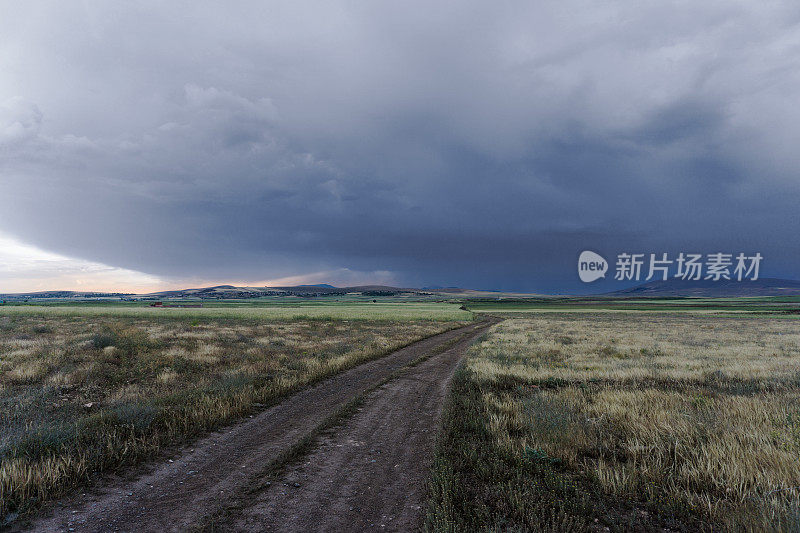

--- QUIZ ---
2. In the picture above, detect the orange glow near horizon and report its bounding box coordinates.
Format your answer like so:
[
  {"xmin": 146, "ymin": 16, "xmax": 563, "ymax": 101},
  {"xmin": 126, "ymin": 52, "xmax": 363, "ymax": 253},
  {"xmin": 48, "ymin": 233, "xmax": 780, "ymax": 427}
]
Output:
[{"xmin": 0, "ymin": 233, "xmax": 397, "ymax": 293}]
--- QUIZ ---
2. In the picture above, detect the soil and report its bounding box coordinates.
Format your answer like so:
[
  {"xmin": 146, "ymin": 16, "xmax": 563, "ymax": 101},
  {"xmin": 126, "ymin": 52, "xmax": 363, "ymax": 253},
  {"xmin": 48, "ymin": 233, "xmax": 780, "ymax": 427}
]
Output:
[{"xmin": 24, "ymin": 319, "xmax": 497, "ymax": 533}]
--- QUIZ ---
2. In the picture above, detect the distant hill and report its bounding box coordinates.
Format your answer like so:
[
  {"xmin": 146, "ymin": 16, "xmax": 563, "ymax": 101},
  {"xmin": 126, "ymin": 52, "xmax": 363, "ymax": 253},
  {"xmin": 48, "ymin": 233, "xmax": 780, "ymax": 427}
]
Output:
[
  {"xmin": 0, "ymin": 282, "xmax": 551, "ymax": 301},
  {"xmin": 136, "ymin": 284, "xmax": 434, "ymax": 299},
  {"xmin": 143, "ymin": 284, "xmax": 485, "ymax": 299},
  {"xmin": 0, "ymin": 284, "xmax": 495, "ymax": 300},
  {"xmin": 3, "ymin": 279, "xmax": 798, "ymax": 301},
  {"xmin": 0, "ymin": 290, "xmax": 133, "ymax": 299},
  {"xmin": 0, "ymin": 285, "xmax": 423, "ymax": 300},
  {"xmin": 606, "ymin": 278, "xmax": 800, "ymax": 297}
]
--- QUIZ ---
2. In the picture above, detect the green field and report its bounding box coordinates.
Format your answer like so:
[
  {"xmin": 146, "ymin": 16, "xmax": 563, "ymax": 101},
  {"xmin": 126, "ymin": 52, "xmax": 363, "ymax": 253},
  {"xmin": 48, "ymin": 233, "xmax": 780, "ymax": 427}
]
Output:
[
  {"xmin": 464, "ymin": 296, "xmax": 800, "ymax": 315},
  {"xmin": 0, "ymin": 302, "xmax": 472, "ymax": 322}
]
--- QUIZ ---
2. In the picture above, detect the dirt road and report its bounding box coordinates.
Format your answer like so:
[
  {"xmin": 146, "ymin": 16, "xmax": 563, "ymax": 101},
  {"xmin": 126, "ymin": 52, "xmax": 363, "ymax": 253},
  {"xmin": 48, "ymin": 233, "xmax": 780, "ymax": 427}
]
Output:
[{"xmin": 27, "ymin": 319, "xmax": 496, "ymax": 533}]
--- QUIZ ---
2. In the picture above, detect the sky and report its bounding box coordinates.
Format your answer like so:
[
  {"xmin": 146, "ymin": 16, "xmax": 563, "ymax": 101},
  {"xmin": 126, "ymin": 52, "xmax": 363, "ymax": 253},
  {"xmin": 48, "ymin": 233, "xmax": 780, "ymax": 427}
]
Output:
[{"xmin": 1, "ymin": 1, "xmax": 799, "ymax": 294}]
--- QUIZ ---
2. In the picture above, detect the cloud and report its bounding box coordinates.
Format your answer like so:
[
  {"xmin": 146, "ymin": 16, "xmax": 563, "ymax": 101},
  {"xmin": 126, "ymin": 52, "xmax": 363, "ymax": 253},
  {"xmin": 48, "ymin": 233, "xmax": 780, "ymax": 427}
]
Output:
[
  {"xmin": 0, "ymin": 1, "xmax": 798, "ymax": 292},
  {"xmin": 0, "ymin": 98, "xmax": 42, "ymax": 146},
  {"xmin": 0, "ymin": 232, "xmax": 164, "ymax": 293},
  {"xmin": 254, "ymin": 268, "xmax": 399, "ymax": 288}
]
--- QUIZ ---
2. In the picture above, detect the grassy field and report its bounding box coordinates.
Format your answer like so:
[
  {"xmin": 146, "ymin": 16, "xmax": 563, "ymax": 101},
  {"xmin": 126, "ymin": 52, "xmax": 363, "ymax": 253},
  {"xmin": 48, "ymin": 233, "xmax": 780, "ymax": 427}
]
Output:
[
  {"xmin": 427, "ymin": 314, "xmax": 800, "ymax": 532},
  {"xmin": 0, "ymin": 302, "xmax": 471, "ymax": 322},
  {"xmin": 465, "ymin": 296, "xmax": 800, "ymax": 315},
  {"xmin": 0, "ymin": 310, "xmax": 467, "ymax": 522}
]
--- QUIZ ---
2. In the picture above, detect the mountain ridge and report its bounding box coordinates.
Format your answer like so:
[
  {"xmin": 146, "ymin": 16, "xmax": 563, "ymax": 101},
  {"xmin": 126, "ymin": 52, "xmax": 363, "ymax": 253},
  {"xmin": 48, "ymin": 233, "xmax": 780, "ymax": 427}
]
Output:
[
  {"xmin": 603, "ymin": 277, "xmax": 800, "ymax": 297},
  {"xmin": 2, "ymin": 278, "xmax": 800, "ymax": 299}
]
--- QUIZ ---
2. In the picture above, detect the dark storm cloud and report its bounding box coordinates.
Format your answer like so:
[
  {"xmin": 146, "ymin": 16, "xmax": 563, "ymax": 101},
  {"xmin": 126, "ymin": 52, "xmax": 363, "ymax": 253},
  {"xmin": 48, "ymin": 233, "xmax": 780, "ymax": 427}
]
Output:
[{"xmin": 1, "ymin": 1, "xmax": 799, "ymax": 292}]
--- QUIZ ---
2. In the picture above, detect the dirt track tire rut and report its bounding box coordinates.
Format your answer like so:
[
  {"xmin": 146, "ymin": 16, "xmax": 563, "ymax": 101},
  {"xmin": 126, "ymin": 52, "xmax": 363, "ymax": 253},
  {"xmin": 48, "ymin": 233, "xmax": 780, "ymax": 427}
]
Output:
[{"xmin": 223, "ymin": 318, "xmax": 499, "ymax": 533}]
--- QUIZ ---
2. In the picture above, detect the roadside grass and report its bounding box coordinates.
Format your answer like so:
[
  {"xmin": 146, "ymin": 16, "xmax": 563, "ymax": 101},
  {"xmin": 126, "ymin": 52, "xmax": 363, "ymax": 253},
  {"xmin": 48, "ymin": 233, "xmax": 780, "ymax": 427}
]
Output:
[
  {"xmin": 0, "ymin": 314, "xmax": 465, "ymax": 524},
  {"xmin": 427, "ymin": 314, "xmax": 800, "ymax": 532}
]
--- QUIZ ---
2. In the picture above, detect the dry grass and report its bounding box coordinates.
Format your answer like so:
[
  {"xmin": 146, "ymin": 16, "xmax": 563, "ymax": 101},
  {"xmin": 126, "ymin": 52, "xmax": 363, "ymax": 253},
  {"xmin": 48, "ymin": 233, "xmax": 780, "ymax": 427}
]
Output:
[
  {"xmin": 0, "ymin": 314, "xmax": 462, "ymax": 522},
  {"xmin": 427, "ymin": 314, "xmax": 800, "ymax": 532}
]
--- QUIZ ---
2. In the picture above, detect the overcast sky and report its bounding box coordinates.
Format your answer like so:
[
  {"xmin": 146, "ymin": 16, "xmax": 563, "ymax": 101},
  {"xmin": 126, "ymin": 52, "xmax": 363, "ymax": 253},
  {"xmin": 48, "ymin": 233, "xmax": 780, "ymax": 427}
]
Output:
[{"xmin": 1, "ymin": 1, "xmax": 799, "ymax": 293}]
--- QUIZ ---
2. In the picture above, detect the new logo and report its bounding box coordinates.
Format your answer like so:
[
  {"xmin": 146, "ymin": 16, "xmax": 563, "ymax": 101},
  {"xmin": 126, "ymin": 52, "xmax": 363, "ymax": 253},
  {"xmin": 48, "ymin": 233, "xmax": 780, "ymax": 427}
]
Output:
[{"xmin": 578, "ymin": 251, "xmax": 608, "ymax": 283}]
